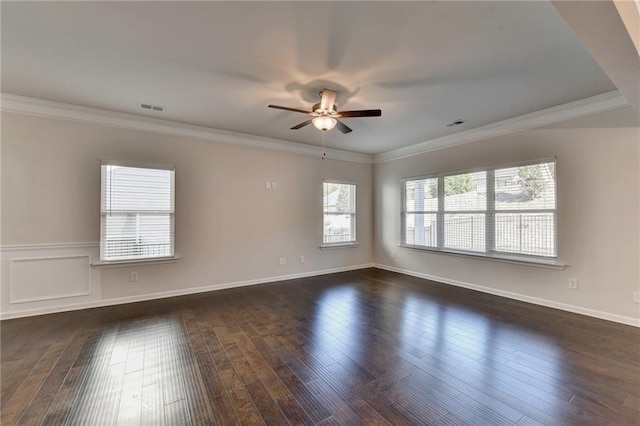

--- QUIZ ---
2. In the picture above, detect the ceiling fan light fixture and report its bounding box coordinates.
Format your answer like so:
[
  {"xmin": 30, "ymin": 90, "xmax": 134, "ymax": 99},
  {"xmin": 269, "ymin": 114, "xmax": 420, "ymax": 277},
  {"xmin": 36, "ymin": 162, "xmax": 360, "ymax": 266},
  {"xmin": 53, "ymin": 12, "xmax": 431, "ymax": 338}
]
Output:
[
  {"xmin": 268, "ymin": 88, "xmax": 380, "ymax": 135},
  {"xmin": 312, "ymin": 116, "xmax": 337, "ymax": 131}
]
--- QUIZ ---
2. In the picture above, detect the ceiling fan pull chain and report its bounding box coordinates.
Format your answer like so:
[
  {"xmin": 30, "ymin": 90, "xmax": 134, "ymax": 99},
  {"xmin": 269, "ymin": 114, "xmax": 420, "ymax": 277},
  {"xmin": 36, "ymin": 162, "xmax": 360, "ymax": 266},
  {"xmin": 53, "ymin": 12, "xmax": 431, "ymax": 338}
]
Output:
[{"xmin": 321, "ymin": 130, "xmax": 327, "ymax": 160}]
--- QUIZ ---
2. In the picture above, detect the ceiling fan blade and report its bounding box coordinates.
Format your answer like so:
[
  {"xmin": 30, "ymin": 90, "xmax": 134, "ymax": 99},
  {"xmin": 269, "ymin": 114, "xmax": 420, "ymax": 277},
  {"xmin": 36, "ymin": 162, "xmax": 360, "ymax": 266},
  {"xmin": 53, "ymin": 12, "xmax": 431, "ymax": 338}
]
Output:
[
  {"xmin": 291, "ymin": 119, "xmax": 313, "ymax": 130},
  {"xmin": 339, "ymin": 109, "xmax": 382, "ymax": 117},
  {"xmin": 335, "ymin": 119, "xmax": 352, "ymax": 134},
  {"xmin": 268, "ymin": 105, "xmax": 310, "ymax": 114},
  {"xmin": 319, "ymin": 89, "xmax": 337, "ymax": 112}
]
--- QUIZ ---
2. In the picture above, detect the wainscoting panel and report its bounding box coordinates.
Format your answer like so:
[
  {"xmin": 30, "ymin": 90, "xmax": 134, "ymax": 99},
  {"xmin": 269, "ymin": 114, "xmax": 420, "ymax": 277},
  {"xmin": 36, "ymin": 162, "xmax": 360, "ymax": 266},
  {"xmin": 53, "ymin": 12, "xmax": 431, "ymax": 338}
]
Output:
[
  {"xmin": 10, "ymin": 255, "xmax": 92, "ymax": 303},
  {"xmin": 1, "ymin": 243, "xmax": 101, "ymax": 317}
]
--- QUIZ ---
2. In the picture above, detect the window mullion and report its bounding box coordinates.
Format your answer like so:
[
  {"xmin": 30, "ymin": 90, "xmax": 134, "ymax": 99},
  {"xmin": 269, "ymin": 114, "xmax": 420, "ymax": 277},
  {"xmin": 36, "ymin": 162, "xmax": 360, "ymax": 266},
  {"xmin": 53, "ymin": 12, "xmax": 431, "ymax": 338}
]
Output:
[
  {"xmin": 400, "ymin": 182, "xmax": 405, "ymax": 245},
  {"xmin": 486, "ymin": 170, "xmax": 495, "ymax": 253},
  {"xmin": 437, "ymin": 176, "xmax": 444, "ymax": 249},
  {"xmin": 415, "ymin": 178, "xmax": 426, "ymax": 245}
]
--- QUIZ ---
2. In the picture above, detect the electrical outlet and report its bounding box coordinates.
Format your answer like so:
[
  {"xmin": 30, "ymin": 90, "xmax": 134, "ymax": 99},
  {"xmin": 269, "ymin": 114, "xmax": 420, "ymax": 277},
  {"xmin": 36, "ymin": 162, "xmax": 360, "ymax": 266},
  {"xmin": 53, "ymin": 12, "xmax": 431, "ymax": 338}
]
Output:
[
  {"xmin": 568, "ymin": 278, "xmax": 578, "ymax": 289},
  {"xmin": 633, "ymin": 292, "xmax": 640, "ymax": 304},
  {"xmin": 130, "ymin": 271, "xmax": 139, "ymax": 282},
  {"xmin": 299, "ymin": 256, "xmax": 305, "ymax": 263},
  {"xmin": 272, "ymin": 182, "xmax": 277, "ymax": 189},
  {"xmin": 279, "ymin": 257, "xmax": 286, "ymax": 266},
  {"xmin": 391, "ymin": 251, "xmax": 396, "ymax": 259},
  {"xmin": 266, "ymin": 181, "xmax": 271, "ymax": 189}
]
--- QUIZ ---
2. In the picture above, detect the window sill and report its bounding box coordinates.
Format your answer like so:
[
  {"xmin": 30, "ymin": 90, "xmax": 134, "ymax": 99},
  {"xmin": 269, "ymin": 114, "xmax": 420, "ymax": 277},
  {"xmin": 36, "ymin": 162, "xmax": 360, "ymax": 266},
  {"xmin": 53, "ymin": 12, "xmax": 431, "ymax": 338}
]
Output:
[
  {"xmin": 319, "ymin": 242, "xmax": 359, "ymax": 249},
  {"xmin": 91, "ymin": 256, "xmax": 180, "ymax": 268},
  {"xmin": 399, "ymin": 244, "xmax": 565, "ymax": 270}
]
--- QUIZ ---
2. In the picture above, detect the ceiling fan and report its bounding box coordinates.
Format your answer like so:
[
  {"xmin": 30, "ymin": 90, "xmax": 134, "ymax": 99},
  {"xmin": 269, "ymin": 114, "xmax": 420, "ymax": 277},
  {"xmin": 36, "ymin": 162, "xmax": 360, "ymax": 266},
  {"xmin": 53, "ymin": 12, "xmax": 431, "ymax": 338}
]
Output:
[{"xmin": 268, "ymin": 88, "xmax": 382, "ymax": 134}]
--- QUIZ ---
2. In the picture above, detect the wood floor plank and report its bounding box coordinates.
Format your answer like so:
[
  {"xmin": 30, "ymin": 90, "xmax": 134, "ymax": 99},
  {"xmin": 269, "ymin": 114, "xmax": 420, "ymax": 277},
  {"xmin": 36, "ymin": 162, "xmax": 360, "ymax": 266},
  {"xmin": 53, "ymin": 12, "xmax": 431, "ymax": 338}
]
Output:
[
  {"xmin": 195, "ymin": 309, "xmax": 263, "ymax": 425},
  {"xmin": 275, "ymin": 393, "xmax": 315, "ymax": 426},
  {"xmin": 1, "ymin": 268, "xmax": 638, "ymax": 425},
  {"xmin": 231, "ymin": 330, "xmax": 290, "ymax": 401},
  {"xmin": 239, "ymin": 321, "xmax": 332, "ymax": 423},
  {"xmin": 1, "ymin": 344, "xmax": 50, "ymax": 408},
  {"xmin": 240, "ymin": 375, "xmax": 289, "ymax": 426},
  {"xmin": 1, "ymin": 338, "xmax": 70, "ymax": 424},
  {"xmin": 213, "ymin": 325, "xmax": 289, "ymax": 425},
  {"xmin": 304, "ymin": 379, "xmax": 366, "ymax": 425},
  {"xmin": 115, "ymin": 369, "xmax": 143, "ymax": 426},
  {"xmin": 178, "ymin": 311, "xmax": 218, "ymax": 425},
  {"xmin": 141, "ymin": 382, "xmax": 165, "ymax": 426},
  {"xmin": 348, "ymin": 397, "xmax": 393, "ymax": 426},
  {"xmin": 16, "ymin": 327, "xmax": 92, "ymax": 425},
  {"xmin": 40, "ymin": 336, "xmax": 109, "ymax": 424},
  {"xmin": 164, "ymin": 399, "xmax": 191, "ymax": 426}
]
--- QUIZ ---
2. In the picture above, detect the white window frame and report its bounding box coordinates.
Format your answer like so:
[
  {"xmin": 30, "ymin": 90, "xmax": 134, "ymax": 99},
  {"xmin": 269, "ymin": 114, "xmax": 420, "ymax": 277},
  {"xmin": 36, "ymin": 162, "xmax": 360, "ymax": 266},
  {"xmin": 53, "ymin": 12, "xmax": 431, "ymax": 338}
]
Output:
[
  {"xmin": 100, "ymin": 161, "xmax": 175, "ymax": 263},
  {"xmin": 322, "ymin": 180, "xmax": 357, "ymax": 248},
  {"xmin": 401, "ymin": 158, "xmax": 558, "ymax": 265}
]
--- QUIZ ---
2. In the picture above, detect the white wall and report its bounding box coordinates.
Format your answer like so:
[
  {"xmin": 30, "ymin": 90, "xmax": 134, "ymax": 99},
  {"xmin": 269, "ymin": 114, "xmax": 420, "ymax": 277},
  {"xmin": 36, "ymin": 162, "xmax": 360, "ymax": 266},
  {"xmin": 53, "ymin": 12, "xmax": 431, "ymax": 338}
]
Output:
[
  {"xmin": 1, "ymin": 112, "xmax": 373, "ymax": 317},
  {"xmin": 373, "ymin": 107, "xmax": 640, "ymax": 325}
]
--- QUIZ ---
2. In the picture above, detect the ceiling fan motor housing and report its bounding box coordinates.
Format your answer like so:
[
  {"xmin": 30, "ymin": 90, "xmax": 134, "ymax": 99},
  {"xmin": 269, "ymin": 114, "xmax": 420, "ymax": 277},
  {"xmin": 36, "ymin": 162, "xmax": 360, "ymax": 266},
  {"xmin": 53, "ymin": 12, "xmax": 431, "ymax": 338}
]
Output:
[{"xmin": 312, "ymin": 102, "xmax": 338, "ymax": 115}]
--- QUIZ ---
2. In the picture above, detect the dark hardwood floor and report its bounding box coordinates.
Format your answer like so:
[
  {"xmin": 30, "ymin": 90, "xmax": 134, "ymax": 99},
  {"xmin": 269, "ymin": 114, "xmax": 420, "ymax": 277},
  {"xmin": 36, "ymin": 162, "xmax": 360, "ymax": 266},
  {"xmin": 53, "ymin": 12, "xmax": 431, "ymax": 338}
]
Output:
[{"xmin": 2, "ymin": 268, "xmax": 639, "ymax": 425}]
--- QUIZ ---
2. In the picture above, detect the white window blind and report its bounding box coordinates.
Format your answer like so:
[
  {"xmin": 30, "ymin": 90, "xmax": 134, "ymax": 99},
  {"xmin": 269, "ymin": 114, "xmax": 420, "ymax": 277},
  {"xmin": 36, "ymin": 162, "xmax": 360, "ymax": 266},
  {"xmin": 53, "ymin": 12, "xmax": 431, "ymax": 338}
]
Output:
[
  {"xmin": 443, "ymin": 171, "xmax": 487, "ymax": 252},
  {"xmin": 402, "ymin": 177, "xmax": 438, "ymax": 247},
  {"xmin": 401, "ymin": 159, "xmax": 557, "ymax": 259},
  {"xmin": 494, "ymin": 162, "xmax": 556, "ymax": 257},
  {"xmin": 323, "ymin": 182, "xmax": 356, "ymax": 245},
  {"xmin": 101, "ymin": 164, "xmax": 175, "ymax": 261}
]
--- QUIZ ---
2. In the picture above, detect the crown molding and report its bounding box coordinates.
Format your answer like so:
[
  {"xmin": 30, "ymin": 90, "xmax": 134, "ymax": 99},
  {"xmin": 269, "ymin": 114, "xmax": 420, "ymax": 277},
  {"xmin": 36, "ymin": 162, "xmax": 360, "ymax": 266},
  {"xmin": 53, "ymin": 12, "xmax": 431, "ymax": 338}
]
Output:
[
  {"xmin": 0, "ymin": 93, "xmax": 373, "ymax": 164},
  {"xmin": 373, "ymin": 91, "xmax": 629, "ymax": 163},
  {"xmin": 2, "ymin": 91, "xmax": 629, "ymax": 165}
]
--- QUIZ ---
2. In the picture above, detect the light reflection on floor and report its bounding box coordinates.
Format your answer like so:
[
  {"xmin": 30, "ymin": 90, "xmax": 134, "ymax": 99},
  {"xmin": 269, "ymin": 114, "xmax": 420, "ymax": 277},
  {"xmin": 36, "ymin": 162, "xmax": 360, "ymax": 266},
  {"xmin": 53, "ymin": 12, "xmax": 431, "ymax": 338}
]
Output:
[
  {"xmin": 309, "ymin": 280, "xmax": 566, "ymax": 422},
  {"xmin": 63, "ymin": 316, "xmax": 194, "ymax": 425},
  {"xmin": 311, "ymin": 285, "xmax": 361, "ymax": 362},
  {"xmin": 399, "ymin": 292, "xmax": 565, "ymax": 421}
]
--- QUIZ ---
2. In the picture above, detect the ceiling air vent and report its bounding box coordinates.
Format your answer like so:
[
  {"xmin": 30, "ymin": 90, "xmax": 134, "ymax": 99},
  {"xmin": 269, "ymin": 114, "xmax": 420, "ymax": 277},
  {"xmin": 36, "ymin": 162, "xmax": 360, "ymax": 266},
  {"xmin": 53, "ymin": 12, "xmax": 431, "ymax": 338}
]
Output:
[
  {"xmin": 446, "ymin": 119, "xmax": 466, "ymax": 127},
  {"xmin": 138, "ymin": 103, "xmax": 165, "ymax": 112}
]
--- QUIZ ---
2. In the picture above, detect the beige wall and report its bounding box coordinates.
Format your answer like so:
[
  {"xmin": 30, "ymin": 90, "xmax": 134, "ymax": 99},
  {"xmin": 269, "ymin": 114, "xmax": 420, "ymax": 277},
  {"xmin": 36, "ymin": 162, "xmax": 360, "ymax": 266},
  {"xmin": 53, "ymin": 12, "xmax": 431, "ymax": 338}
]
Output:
[
  {"xmin": 1, "ymin": 112, "xmax": 373, "ymax": 314},
  {"xmin": 3, "ymin": 106, "xmax": 639, "ymax": 325},
  {"xmin": 373, "ymin": 107, "xmax": 640, "ymax": 323}
]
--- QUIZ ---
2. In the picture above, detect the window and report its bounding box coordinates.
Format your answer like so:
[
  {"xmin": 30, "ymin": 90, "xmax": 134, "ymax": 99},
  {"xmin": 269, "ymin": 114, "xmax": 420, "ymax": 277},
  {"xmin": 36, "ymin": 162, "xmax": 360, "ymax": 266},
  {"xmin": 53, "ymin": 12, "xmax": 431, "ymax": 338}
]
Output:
[
  {"xmin": 494, "ymin": 163, "xmax": 556, "ymax": 257},
  {"xmin": 101, "ymin": 163, "xmax": 175, "ymax": 261},
  {"xmin": 402, "ymin": 177, "xmax": 437, "ymax": 247},
  {"xmin": 402, "ymin": 159, "xmax": 556, "ymax": 260},
  {"xmin": 443, "ymin": 171, "xmax": 487, "ymax": 252},
  {"xmin": 323, "ymin": 181, "xmax": 356, "ymax": 245}
]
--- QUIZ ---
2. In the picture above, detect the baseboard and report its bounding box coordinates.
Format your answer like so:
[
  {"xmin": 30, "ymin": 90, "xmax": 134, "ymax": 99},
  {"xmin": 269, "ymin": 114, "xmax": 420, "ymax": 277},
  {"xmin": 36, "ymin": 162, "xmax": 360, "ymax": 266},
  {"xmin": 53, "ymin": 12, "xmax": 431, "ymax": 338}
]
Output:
[
  {"xmin": 373, "ymin": 263, "xmax": 640, "ymax": 328},
  {"xmin": 6, "ymin": 262, "xmax": 637, "ymax": 327},
  {"xmin": 0, "ymin": 263, "xmax": 374, "ymax": 320}
]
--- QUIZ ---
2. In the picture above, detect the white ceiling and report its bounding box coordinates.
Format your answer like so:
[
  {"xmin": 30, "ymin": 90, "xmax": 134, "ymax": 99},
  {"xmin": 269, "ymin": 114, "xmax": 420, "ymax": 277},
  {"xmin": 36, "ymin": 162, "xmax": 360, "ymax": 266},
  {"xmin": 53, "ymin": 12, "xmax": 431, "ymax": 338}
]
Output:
[{"xmin": 1, "ymin": 1, "xmax": 616, "ymax": 155}]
